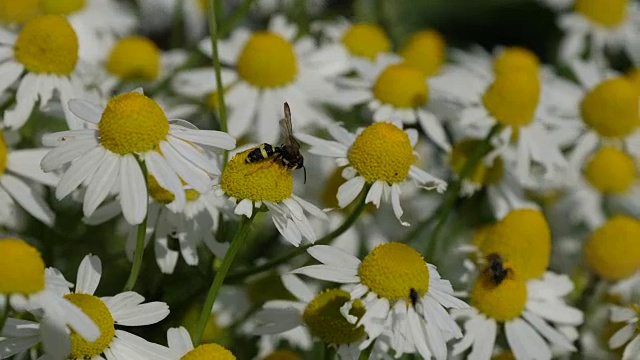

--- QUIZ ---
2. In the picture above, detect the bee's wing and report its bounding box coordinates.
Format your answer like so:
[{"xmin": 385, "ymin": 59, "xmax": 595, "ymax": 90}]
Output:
[{"xmin": 279, "ymin": 103, "xmax": 300, "ymax": 150}]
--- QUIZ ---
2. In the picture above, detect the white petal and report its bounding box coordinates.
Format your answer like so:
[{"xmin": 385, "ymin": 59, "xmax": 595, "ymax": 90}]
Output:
[
  {"xmin": 76, "ymin": 255, "xmax": 102, "ymax": 295},
  {"xmin": 417, "ymin": 110, "xmax": 451, "ymax": 151},
  {"xmin": 119, "ymin": 155, "xmax": 147, "ymax": 225},
  {"xmin": 337, "ymin": 176, "xmax": 365, "ymax": 208},
  {"xmin": 623, "ymin": 335, "xmax": 640, "ymax": 360},
  {"xmin": 83, "ymin": 153, "xmax": 119, "ymax": 217},
  {"xmin": 307, "ymin": 245, "xmax": 361, "ymax": 269},
  {"xmin": 290, "ymin": 265, "xmax": 360, "ymax": 283},
  {"xmin": 55, "ymin": 146, "xmax": 106, "ymax": 199},
  {"xmin": 169, "ymin": 128, "xmax": 236, "ymax": 150},
  {"xmin": 365, "ymin": 180, "xmax": 384, "ymax": 208},
  {"xmin": 281, "ymin": 274, "xmax": 315, "ymax": 303},
  {"xmin": 145, "ymin": 151, "xmax": 186, "ymax": 211},
  {"xmin": 7, "ymin": 149, "xmax": 59, "ymax": 187},
  {"xmin": 0, "ymin": 174, "xmax": 54, "ymax": 225},
  {"xmin": 166, "ymin": 327, "xmax": 193, "ymax": 355},
  {"xmin": 68, "ymin": 99, "xmax": 103, "ymax": 124},
  {"xmin": 610, "ymin": 323, "xmax": 636, "ymax": 349},
  {"xmin": 505, "ymin": 318, "xmax": 552, "ymax": 360}
]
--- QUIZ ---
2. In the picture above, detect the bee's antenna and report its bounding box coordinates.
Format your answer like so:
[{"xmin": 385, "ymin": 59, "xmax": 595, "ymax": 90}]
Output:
[{"xmin": 303, "ymin": 166, "xmax": 307, "ymax": 184}]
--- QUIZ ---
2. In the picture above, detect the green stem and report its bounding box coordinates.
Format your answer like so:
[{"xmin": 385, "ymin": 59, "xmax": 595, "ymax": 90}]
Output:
[
  {"xmin": 123, "ymin": 159, "xmax": 150, "ymax": 292},
  {"xmin": 219, "ymin": 0, "xmax": 257, "ymax": 38},
  {"xmin": 358, "ymin": 343, "xmax": 374, "ymax": 360},
  {"xmin": 192, "ymin": 213, "xmax": 255, "ymax": 345},
  {"xmin": 225, "ymin": 184, "xmax": 371, "ymax": 282},
  {"xmin": 170, "ymin": 0, "xmax": 184, "ymax": 48},
  {"xmin": 0, "ymin": 300, "xmax": 10, "ymax": 334}
]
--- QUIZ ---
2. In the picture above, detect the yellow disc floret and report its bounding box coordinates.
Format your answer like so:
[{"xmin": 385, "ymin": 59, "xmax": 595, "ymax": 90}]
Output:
[
  {"xmin": 575, "ymin": 0, "xmax": 628, "ymax": 27},
  {"xmin": 98, "ymin": 92, "xmax": 170, "ymax": 155},
  {"xmin": 626, "ymin": 68, "xmax": 640, "ymax": 91},
  {"xmin": 493, "ymin": 47, "xmax": 540, "ymax": 76},
  {"xmin": 492, "ymin": 351, "xmax": 517, "ymax": 360},
  {"xmin": 0, "ymin": 238, "xmax": 44, "ymax": 295},
  {"xmin": 40, "ymin": 0, "xmax": 85, "ymax": 15},
  {"xmin": 236, "ymin": 32, "xmax": 298, "ymax": 88},
  {"xmin": 372, "ymin": 63, "xmax": 428, "ymax": 108},
  {"xmin": 264, "ymin": 350, "xmax": 301, "ymax": 360},
  {"xmin": 0, "ymin": 0, "xmax": 39, "ymax": 24},
  {"xmin": 302, "ymin": 289, "xmax": 366, "ymax": 345},
  {"xmin": 450, "ymin": 139, "xmax": 504, "ymax": 185},
  {"xmin": 106, "ymin": 36, "xmax": 161, "ymax": 82},
  {"xmin": 584, "ymin": 146, "xmax": 636, "ymax": 194},
  {"xmin": 65, "ymin": 293, "xmax": 115, "ymax": 358},
  {"xmin": 471, "ymin": 267, "xmax": 527, "ymax": 322},
  {"xmin": 479, "ymin": 209, "xmax": 551, "ymax": 280},
  {"xmin": 358, "ymin": 242, "xmax": 429, "ymax": 302},
  {"xmin": 220, "ymin": 148, "xmax": 293, "ymax": 203},
  {"xmin": 580, "ymin": 77, "xmax": 640, "ymax": 138},
  {"xmin": 482, "ymin": 71, "xmax": 540, "ymax": 127},
  {"xmin": 14, "ymin": 15, "xmax": 78, "ymax": 75},
  {"xmin": 341, "ymin": 23, "xmax": 391, "ymax": 60},
  {"xmin": 399, "ymin": 30, "xmax": 445, "ymax": 77},
  {"xmin": 348, "ymin": 122, "xmax": 415, "ymax": 184},
  {"xmin": 181, "ymin": 343, "xmax": 236, "ymax": 360},
  {"xmin": 584, "ymin": 215, "xmax": 640, "ymax": 281},
  {"xmin": 0, "ymin": 130, "xmax": 7, "ymax": 175}
]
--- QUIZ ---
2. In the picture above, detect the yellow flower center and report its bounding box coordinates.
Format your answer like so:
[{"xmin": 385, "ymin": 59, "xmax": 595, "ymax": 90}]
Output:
[
  {"xmin": 181, "ymin": 343, "xmax": 236, "ymax": 360},
  {"xmin": 493, "ymin": 47, "xmax": 540, "ymax": 76},
  {"xmin": 482, "ymin": 71, "xmax": 540, "ymax": 127},
  {"xmin": 302, "ymin": 289, "xmax": 366, "ymax": 345},
  {"xmin": 14, "ymin": 15, "xmax": 78, "ymax": 75},
  {"xmin": 584, "ymin": 215, "xmax": 640, "ymax": 280},
  {"xmin": 0, "ymin": 238, "xmax": 44, "ymax": 295},
  {"xmin": 0, "ymin": 0, "xmax": 39, "ymax": 24},
  {"xmin": 340, "ymin": 23, "xmax": 391, "ymax": 60},
  {"xmin": 65, "ymin": 293, "xmax": 115, "ymax": 359},
  {"xmin": 196, "ymin": 0, "xmax": 209, "ymax": 11},
  {"xmin": 220, "ymin": 148, "xmax": 293, "ymax": 203},
  {"xmin": 471, "ymin": 267, "xmax": 527, "ymax": 322},
  {"xmin": 40, "ymin": 0, "xmax": 86, "ymax": 15},
  {"xmin": 450, "ymin": 139, "xmax": 504, "ymax": 185},
  {"xmin": 478, "ymin": 209, "xmax": 550, "ymax": 280},
  {"xmin": 147, "ymin": 175, "xmax": 199, "ymax": 204},
  {"xmin": 358, "ymin": 242, "xmax": 429, "ymax": 302},
  {"xmin": 471, "ymin": 224, "xmax": 496, "ymax": 249},
  {"xmin": 575, "ymin": 0, "xmax": 628, "ymax": 27},
  {"xmin": 263, "ymin": 350, "xmax": 300, "ymax": 360},
  {"xmin": 98, "ymin": 92, "xmax": 170, "ymax": 155},
  {"xmin": 106, "ymin": 36, "xmax": 161, "ymax": 82},
  {"xmin": 372, "ymin": 63, "xmax": 428, "ymax": 108},
  {"xmin": 181, "ymin": 304, "xmax": 222, "ymax": 345},
  {"xmin": 492, "ymin": 351, "xmax": 516, "ymax": 360},
  {"xmin": 399, "ymin": 30, "xmax": 445, "ymax": 77},
  {"xmin": 0, "ymin": 130, "xmax": 7, "ymax": 175},
  {"xmin": 584, "ymin": 146, "xmax": 636, "ymax": 194},
  {"xmin": 580, "ymin": 77, "xmax": 640, "ymax": 138},
  {"xmin": 626, "ymin": 68, "xmax": 640, "ymax": 91},
  {"xmin": 236, "ymin": 32, "xmax": 298, "ymax": 88},
  {"xmin": 348, "ymin": 122, "xmax": 415, "ymax": 184}
]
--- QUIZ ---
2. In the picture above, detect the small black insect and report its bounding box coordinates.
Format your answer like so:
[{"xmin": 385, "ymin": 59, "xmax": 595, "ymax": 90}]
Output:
[
  {"xmin": 245, "ymin": 102, "xmax": 306, "ymax": 183},
  {"xmin": 484, "ymin": 253, "xmax": 511, "ymax": 285},
  {"xmin": 409, "ymin": 288, "xmax": 419, "ymax": 308}
]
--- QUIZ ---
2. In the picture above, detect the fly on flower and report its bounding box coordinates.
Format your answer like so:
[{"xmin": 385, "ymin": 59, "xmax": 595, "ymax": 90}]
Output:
[
  {"xmin": 483, "ymin": 253, "xmax": 511, "ymax": 285},
  {"xmin": 245, "ymin": 102, "xmax": 307, "ymax": 183}
]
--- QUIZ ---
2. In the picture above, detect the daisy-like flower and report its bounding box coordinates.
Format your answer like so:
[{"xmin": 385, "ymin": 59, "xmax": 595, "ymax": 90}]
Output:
[
  {"xmin": 43, "ymin": 254, "xmax": 173, "ymax": 359},
  {"xmin": 583, "ymin": 215, "xmax": 640, "ymax": 281},
  {"xmin": 0, "ymin": 15, "xmax": 90, "ymax": 130},
  {"xmin": 312, "ymin": 18, "xmax": 391, "ymax": 62},
  {"xmin": 39, "ymin": 89, "xmax": 236, "ymax": 225},
  {"xmin": 0, "ymin": 238, "xmax": 100, "ymax": 360},
  {"xmin": 429, "ymin": 46, "xmax": 571, "ymax": 187},
  {"xmin": 297, "ymin": 121, "xmax": 446, "ymax": 226},
  {"xmin": 199, "ymin": 15, "xmax": 349, "ymax": 143},
  {"xmin": 609, "ymin": 304, "xmax": 640, "ymax": 359},
  {"xmin": 0, "ymin": 130, "xmax": 58, "ymax": 227},
  {"xmin": 0, "ymin": 0, "xmax": 39, "ymax": 25},
  {"xmin": 292, "ymin": 242, "xmax": 468, "ymax": 359},
  {"xmin": 167, "ymin": 326, "xmax": 236, "ymax": 359}
]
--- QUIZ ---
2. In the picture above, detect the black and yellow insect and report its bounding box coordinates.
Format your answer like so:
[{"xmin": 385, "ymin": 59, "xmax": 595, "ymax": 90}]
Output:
[
  {"xmin": 484, "ymin": 253, "xmax": 511, "ymax": 285},
  {"xmin": 245, "ymin": 102, "xmax": 306, "ymax": 183}
]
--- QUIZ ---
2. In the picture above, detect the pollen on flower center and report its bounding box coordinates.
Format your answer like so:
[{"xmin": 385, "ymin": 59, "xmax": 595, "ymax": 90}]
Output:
[
  {"xmin": 584, "ymin": 215, "xmax": 640, "ymax": 281},
  {"xmin": 181, "ymin": 343, "xmax": 236, "ymax": 360},
  {"xmin": 400, "ymin": 30, "xmax": 445, "ymax": 77},
  {"xmin": 471, "ymin": 267, "xmax": 527, "ymax": 322},
  {"xmin": 358, "ymin": 242, "xmax": 429, "ymax": 302},
  {"xmin": 450, "ymin": 139, "xmax": 504, "ymax": 185},
  {"xmin": 302, "ymin": 289, "xmax": 366, "ymax": 345},
  {"xmin": 106, "ymin": 36, "xmax": 161, "ymax": 82},
  {"xmin": 584, "ymin": 146, "xmax": 636, "ymax": 194},
  {"xmin": 372, "ymin": 63, "xmax": 428, "ymax": 108},
  {"xmin": 0, "ymin": 0, "xmax": 39, "ymax": 24},
  {"xmin": 482, "ymin": 71, "xmax": 540, "ymax": 127},
  {"xmin": 348, "ymin": 122, "xmax": 415, "ymax": 184},
  {"xmin": 341, "ymin": 23, "xmax": 391, "ymax": 60},
  {"xmin": 236, "ymin": 32, "xmax": 298, "ymax": 88},
  {"xmin": 493, "ymin": 47, "xmax": 540, "ymax": 75},
  {"xmin": 580, "ymin": 77, "xmax": 640, "ymax": 138},
  {"xmin": 575, "ymin": 0, "xmax": 628, "ymax": 27},
  {"xmin": 0, "ymin": 238, "xmax": 44, "ymax": 295},
  {"xmin": 98, "ymin": 92, "xmax": 170, "ymax": 155},
  {"xmin": 0, "ymin": 131, "xmax": 7, "ymax": 175},
  {"xmin": 40, "ymin": 0, "xmax": 86, "ymax": 15},
  {"xmin": 65, "ymin": 293, "xmax": 115, "ymax": 358},
  {"xmin": 220, "ymin": 148, "xmax": 293, "ymax": 203},
  {"xmin": 13, "ymin": 15, "xmax": 78, "ymax": 75}
]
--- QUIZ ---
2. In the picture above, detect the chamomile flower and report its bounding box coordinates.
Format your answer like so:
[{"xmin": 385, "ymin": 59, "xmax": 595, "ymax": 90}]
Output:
[
  {"xmin": 583, "ymin": 215, "xmax": 640, "ymax": 281},
  {"xmin": 452, "ymin": 271, "xmax": 583, "ymax": 360},
  {"xmin": 297, "ymin": 121, "xmax": 447, "ymax": 226},
  {"xmin": 313, "ymin": 18, "xmax": 391, "ymax": 62},
  {"xmin": 200, "ymin": 15, "xmax": 349, "ymax": 143},
  {"xmin": 39, "ymin": 89, "xmax": 236, "ymax": 225},
  {"xmin": 292, "ymin": 243, "xmax": 468, "ymax": 359},
  {"xmin": 45, "ymin": 254, "xmax": 173, "ymax": 360},
  {"xmin": 0, "ymin": 0, "xmax": 39, "ymax": 25},
  {"xmin": 609, "ymin": 304, "xmax": 640, "ymax": 359},
  {"xmin": 0, "ymin": 15, "xmax": 89, "ymax": 130},
  {"xmin": 167, "ymin": 326, "xmax": 236, "ymax": 359},
  {"xmin": 216, "ymin": 146, "xmax": 327, "ymax": 247}
]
